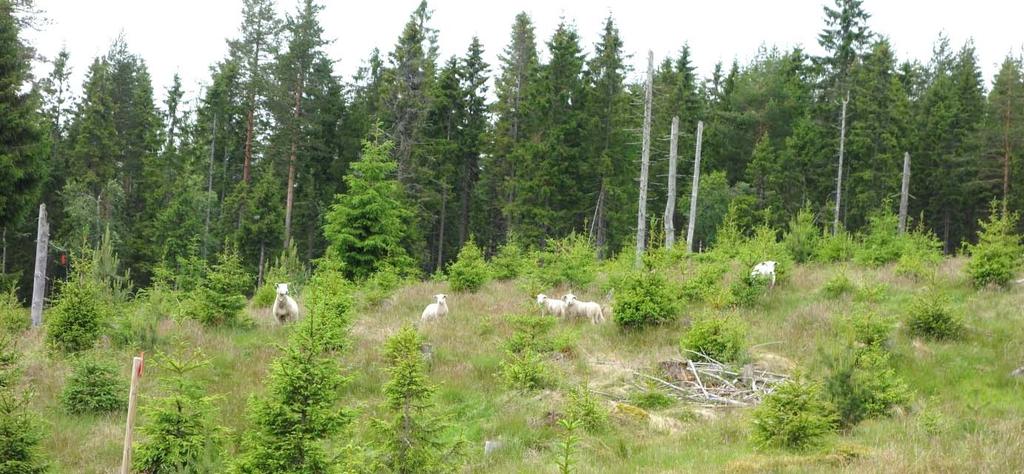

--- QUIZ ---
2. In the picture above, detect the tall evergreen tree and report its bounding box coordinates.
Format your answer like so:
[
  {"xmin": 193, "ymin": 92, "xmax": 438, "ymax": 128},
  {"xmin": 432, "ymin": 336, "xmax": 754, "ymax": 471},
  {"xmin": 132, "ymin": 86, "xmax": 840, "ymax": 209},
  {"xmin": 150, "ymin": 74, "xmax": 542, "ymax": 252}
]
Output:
[
  {"xmin": 456, "ymin": 37, "xmax": 489, "ymax": 249},
  {"xmin": 980, "ymin": 56, "xmax": 1024, "ymax": 214}
]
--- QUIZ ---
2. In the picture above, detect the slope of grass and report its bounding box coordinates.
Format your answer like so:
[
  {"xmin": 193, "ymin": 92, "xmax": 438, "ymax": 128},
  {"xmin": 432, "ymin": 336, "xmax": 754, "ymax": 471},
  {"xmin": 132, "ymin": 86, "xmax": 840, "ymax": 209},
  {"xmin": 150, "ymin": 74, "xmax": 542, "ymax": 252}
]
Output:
[{"xmin": 7, "ymin": 257, "xmax": 1024, "ymax": 472}]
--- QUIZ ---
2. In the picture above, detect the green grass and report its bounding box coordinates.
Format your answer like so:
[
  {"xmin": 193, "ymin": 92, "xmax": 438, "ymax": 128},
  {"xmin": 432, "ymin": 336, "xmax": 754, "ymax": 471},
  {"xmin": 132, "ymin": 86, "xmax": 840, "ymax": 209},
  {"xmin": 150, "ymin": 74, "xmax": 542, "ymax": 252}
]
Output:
[{"xmin": 6, "ymin": 258, "xmax": 1024, "ymax": 472}]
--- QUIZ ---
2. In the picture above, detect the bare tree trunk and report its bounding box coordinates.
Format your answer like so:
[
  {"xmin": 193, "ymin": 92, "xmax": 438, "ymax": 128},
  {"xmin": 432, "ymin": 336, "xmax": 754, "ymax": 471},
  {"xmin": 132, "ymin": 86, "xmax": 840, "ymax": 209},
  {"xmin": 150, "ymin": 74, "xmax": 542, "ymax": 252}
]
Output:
[
  {"xmin": 284, "ymin": 72, "xmax": 304, "ymax": 249},
  {"xmin": 943, "ymin": 211, "xmax": 951, "ymax": 254},
  {"xmin": 833, "ymin": 93, "xmax": 849, "ymax": 235},
  {"xmin": 591, "ymin": 182, "xmax": 607, "ymax": 257},
  {"xmin": 898, "ymin": 152, "xmax": 911, "ymax": 234},
  {"xmin": 664, "ymin": 117, "xmax": 679, "ymax": 249},
  {"xmin": 436, "ymin": 183, "xmax": 447, "ymax": 272},
  {"xmin": 243, "ymin": 109, "xmax": 254, "ymax": 185},
  {"xmin": 635, "ymin": 50, "xmax": 654, "ymax": 267},
  {"xmin": 204, "ymin": 115, "xmax": 216, "ymax": 259},
  {"xmin": 686, "ymin": 121, "xmax": 704, "ymax": 253},
  {"xmin": 31, "ymin": 204, "xmax": 49, "ymax": 327},
  {"xmin": 257, "ymin": 242, "xmax": 266, "ymax": 288}
]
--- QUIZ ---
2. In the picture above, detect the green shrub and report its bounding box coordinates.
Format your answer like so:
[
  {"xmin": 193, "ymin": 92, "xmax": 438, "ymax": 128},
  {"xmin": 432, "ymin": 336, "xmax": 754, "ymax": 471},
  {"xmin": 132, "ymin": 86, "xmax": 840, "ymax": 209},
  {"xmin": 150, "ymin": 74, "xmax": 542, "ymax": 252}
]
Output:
[
  {"xmin": 304, "ymin": 268, "xmax": 355, "ymax": 352},
  {"xmin": 680, "ymin": 316, "xmax": 747, "ymax": 363},
  {"xmin": 61, "ymin": 356, "xmax": 127, "ymax": 414},
  {"xmin": 613, "ymin": 272, "xmax": 678, "ymax": 329},
  {"xmin": 825, "ymin": 347, "xmax": 912, "ymax": 427},
  {"xmin": 730, "ymin": 274, "xmax": 768, "ymax": 308},
  {"xmin": 848, "ymin": 311, "xmax": 894, "ymax": 349},
  {"xmin": 0, "ymin": 287, "xmax": 28, "ymax": 334},
  {"xmin": 491, "ymin": 235, "xmax": 529, "ymax": 281},
  {"xmin": 751, "ymin": 378, "xmax": 837, "ymax": 451},
  {"xmin": 782, "ymin": 205, "xmax": 820, "ymax": 264},
  {"xmin": 0, "ymin": 390, "xmax": 48, "ymax": 474},
  {"xmin": 110, "ymin": 310, "xmax": 160, "ymax": 352},
  {"xmin": 531, "ymin": 233, "xmax": 597, "ymax": 289},
  {"xmin": 499, "ymin": 349, "xmax": 552, "ymax": 391},
  {"xmin": 447, "ymin": 238, "xmax": 491, "ymax": 293},
  {"xmin": 629, "ymin": 391, "xmax": 675, "ymax": 410},
  {"xmin": 361, "ymin": 265, "xmax": 409, "ymax": 307},
  {"xmin": 564, "ymin": 385, "xmax": 608, "ymax": 433},
  {"xmin": 0, "ymin": 335, "xmax": 19, "ymax": 390},
  {"xmin": 894, "ymin": 222, "xmax": 943, "ymax": 280},
  {"xmin": 186, "ymin": 249, "xmax": 250, "ymax": 327},
  {"xmin": 680, "ymin": 262, "xmax": 728, "ymax": 304},
  {"xmin": 47, "ymin": 259, "xmax": 109, "ymax": 353},
  {"xmin": 853, "ymin": 283, "xmax": 888, "ymax": 303},
  {"xmin": 906, "ymin": 295, "xmax": 963, "ymax": 341},
  {"xmin": 854, "ymin": 206, "xmax": 903, "ymax": 266},
  {"xmin": 966, "ymin": 202, "xmax": 1023, "ymax": 288},
  {"xmin": 505, "ymin": 314, "xmax": 557, "ymax": 354},
  {"xmin": 814, "ymin": 228, "xmax": 857, "ymax": 263},
  {"xmin": 822, "ymin": 271, "xmax": 856, "ymax": 299}
]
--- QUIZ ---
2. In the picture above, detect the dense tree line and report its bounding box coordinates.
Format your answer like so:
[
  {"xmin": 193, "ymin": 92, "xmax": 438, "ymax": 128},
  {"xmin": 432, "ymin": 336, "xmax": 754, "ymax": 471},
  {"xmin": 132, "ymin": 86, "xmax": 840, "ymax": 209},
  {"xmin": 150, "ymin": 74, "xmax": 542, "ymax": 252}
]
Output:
[{"xmin": 3, "ymin": 0, "xmax": 1024, "ymax": 293}]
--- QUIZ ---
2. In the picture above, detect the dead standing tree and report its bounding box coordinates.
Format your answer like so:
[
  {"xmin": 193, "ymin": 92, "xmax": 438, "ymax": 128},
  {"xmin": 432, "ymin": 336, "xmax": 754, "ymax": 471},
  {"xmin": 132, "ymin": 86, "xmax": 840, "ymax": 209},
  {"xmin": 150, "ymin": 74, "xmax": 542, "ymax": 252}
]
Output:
[
  {"xmin": 31, "ymin": 203, "xmax": 49, "ymax": 327},
  {"xmin": 635, "ymin": 50, "xmax": 654, "ymax": 267},
  {"xmin": 833, "ymin": 92, "xmax": 849, "ymax": 235},
  {"xmin": 663, "ymin": 117, "xmax": 679, "ymax": 249},
  {"xmin": 898, "ymin": 152, "xmax": 910, "ymax": 234},
  {"xmin": 686, "ymin": 120, "xmax": 704, "ymax": 253}
]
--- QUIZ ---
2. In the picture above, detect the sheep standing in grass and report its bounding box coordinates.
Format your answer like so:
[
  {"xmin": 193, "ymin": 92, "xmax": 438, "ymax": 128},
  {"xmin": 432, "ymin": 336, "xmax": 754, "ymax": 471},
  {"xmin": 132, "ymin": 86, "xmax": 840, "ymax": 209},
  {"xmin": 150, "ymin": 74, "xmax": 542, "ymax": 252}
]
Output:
[
  {"xmin": 562, "ymin": 293, "xmax": 605, "ymax": 324},
  {"xmin": 273, "ymin": 283, "xmax": 299, "ymax": 324},
  {"xmin": 536, "ymin": 294, "xmax": 567, "ymax": 318},
  {"xmin": 421, "ymin": 294, "xmax": 448, "ymax": 322},
  {"xmin": 750, "ymin": 261, "xmax": 777, "ymax": 288}
]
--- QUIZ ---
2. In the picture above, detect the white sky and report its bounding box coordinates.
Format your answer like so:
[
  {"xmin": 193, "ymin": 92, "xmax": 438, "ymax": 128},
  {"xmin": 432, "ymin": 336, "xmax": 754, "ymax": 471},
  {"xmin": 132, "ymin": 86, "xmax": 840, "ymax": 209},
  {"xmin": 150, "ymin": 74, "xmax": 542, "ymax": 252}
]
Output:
[{"xmin": 26, "ymin": 0, "xmax": 1024, "ymax": 108}]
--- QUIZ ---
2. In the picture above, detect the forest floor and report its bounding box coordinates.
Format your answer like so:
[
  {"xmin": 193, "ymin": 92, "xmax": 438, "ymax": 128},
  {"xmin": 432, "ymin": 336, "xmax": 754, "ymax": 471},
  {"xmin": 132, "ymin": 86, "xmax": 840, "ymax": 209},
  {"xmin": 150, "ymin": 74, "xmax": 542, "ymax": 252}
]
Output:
[{"xmin": 11, "ymin": 257, "xmax": 1024, "ymax": 473}]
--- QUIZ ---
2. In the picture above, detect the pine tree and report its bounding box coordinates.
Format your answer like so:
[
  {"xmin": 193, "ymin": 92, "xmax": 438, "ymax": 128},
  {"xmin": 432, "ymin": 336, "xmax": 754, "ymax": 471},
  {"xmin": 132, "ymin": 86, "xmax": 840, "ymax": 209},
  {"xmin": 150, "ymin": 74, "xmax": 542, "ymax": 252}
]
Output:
[
  {"xmin": 322, "ymin": 131, "xmax": 416, "ymax": 281},
  {"xmin": 816, "ymin": 0, "xmax": 873, "ymax": 99},
  {"xmin": 456, "ymin": 37, "xmax": 489, "ymax": 249},
  {"xmin": 419, "ymin": 56, "xmax": 461, "ymax": 271},
  {"xmin": 373, "ymin": 326, "xmax": 462, "ymax": 473},
  {"xmin": 981, "ymin": 56, "xmax": 1024, "ymax": 213},
  {"xmin": 0, "ymin": 0, "xmax": 46, "ymax": 270}
]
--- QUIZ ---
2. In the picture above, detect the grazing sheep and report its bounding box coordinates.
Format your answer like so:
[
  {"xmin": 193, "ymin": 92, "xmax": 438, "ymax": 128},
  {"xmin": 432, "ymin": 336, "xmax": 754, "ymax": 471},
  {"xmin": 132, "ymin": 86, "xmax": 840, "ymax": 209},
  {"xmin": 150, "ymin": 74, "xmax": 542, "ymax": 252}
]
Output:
[
  {"xmin": 273, "ymin": 283, "xmax": 299, "ymax": 324},
  {"xmin": 536, "ymin": 293, "xmax": 567, "ymax": 318},
  {"xmin": 561, "ymin": 293, "xmax": 605, "ymax": 324},
  {"xmin": 750, "ymin": 261, "xmax": 777, "ymax": 288},
  {"xmin": 421, "ymin": 294, "xmax": 449, "ymax": 322}
]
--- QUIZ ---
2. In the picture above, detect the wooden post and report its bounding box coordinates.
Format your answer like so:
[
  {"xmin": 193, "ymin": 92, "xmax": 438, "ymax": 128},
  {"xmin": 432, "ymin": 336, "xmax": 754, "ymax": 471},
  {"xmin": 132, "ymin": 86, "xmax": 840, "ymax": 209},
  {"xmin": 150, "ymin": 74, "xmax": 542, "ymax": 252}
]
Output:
[
  {"xmin": 833, "ymin": 92, "xmax": 849, "ymax": 235},
  {"xmin": 898, "ymin": 152, "xmax": 910, "ymax": 234},
  {"xmin": 30, "ymin": 204, "xmax": 48, "ymax": 327},
  {"xmin": 120, "ymin": 355, "xmax": 144, "ymax": 474},
  {"xmin": 635, "ymin": 50, "xmax": 654, "ymax": 266},
  {"xmin": 664, "ymin": 117, "xmax": 679, "ymax": 249},
  {"xmin": 686, "ymin": 121, "xmax": 704, "ymax": 253}
]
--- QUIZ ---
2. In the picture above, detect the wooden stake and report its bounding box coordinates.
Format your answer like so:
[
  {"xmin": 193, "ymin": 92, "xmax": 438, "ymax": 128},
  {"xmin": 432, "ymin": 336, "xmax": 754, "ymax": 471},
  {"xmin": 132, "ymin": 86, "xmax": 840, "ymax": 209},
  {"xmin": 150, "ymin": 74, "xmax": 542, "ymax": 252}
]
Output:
[
  {"xmin": 30, "ymin": 204, "xmax": 48, "ymax": 327},
  {"xmin": 898, "ymin": 152, "xmax": 910, "ymax": 234},
  {"xmin": 120, "ymin": 355, "xmax": 144, "ymax": 474},
  {"xmin": 664, "ymin": 117, "xmax": 679, "ymax": 249},
  {"xmin": 686, "ymin": 121, "xmax": 704, "ymax": 253},
  {"xmin": 833, "ymin": 92, "xmax": 849, "ymax": 235},
  {"xmin": 635, "ymin": 50, "xmax": 654, "ymax": 266}
]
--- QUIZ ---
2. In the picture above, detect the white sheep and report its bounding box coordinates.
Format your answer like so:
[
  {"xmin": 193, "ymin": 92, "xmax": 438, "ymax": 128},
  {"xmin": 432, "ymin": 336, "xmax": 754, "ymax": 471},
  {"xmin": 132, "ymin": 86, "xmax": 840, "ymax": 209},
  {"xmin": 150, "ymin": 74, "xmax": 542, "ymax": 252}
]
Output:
[
  {"xmin": 272, "ymin": 283, "xmax": 299, "ymax": 324},
  {"xmin": 750, "ymin": 261, "xmax": 777, "ymax": 288},
  {"xmin": 420, "ymin": 293, "xmax": 449, "ymax": 322},
  {"xmin": 561, "ymin": 293, "xmax": 605, "ymax": 324},
  {"xmin": 536, "ymin": 293, "xmax": 567, "ymax": 318}
]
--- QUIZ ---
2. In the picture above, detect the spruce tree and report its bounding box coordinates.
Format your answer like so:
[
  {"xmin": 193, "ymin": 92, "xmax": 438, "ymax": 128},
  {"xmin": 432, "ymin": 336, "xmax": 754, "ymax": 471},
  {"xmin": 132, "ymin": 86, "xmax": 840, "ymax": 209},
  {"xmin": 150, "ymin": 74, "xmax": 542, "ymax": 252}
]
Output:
[{"xmin": 981, "ymin": 56, "xmax": 1024, "ymax": 212}]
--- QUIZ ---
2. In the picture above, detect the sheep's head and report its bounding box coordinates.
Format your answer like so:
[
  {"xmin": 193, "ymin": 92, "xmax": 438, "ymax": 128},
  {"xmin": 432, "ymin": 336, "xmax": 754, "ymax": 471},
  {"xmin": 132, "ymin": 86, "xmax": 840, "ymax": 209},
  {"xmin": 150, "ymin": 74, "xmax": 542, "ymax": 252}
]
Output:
[
  {"xmin": 276, "ymin": 283, "xmax": 289, "ymax": 296},
  {"xmin": 536, "ymin": 294, "xmax": 547, "ymax": 304},
  {"xmin": 434, "ymin": 294, "xmax": 447, "ymax": 305},
  {"xmin": 561, "ymin": 294, "xmax": 578, "ymax": 306}
]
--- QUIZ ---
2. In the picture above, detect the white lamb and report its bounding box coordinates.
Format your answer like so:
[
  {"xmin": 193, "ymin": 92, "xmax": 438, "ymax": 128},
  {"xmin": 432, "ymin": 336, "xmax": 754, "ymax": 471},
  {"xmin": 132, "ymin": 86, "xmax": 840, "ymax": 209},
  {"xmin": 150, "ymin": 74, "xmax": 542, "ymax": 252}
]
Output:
[
  {"xmin": 750, "ymin": 261, "xmax": 777, "ymax": 288},
  {"xmin": 420, "ymin": 293, "xmax": 449, "ymax": 322},
  {"xmin": 561, "ymin": 293, "xmax": 605, "ymax": 324},
  {"xmin": 273, "ymin": 283, "xmax": 299, "ymax": 324},
  {"xmin": 536, "ymin": 294, "xmax": 567, "ymax": 318}
]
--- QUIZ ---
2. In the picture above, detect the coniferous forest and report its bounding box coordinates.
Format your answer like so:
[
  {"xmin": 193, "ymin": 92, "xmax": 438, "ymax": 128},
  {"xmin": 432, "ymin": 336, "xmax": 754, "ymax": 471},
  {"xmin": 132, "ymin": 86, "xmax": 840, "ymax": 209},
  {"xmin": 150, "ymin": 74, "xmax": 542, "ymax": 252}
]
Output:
[{"xmin": 3, "ymin": 0, "xmax": 1024, "ymax": 472}]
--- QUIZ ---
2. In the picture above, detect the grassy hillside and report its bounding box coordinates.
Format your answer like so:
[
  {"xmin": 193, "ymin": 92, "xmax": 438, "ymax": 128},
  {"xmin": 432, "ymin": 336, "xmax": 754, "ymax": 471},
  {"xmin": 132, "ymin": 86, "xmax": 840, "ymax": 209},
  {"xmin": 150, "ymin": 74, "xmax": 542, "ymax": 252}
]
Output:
[{"xmin": 6, "ymin": 256, "xmax": 1024, "ymax": 473}]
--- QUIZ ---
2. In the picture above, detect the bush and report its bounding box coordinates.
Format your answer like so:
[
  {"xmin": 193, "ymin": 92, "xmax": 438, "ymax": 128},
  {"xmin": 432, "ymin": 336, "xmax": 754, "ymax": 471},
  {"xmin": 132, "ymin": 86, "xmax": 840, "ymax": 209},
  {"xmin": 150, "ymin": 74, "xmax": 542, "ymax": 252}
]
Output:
[
  {"xmin": 966, "ymin": 203, "xmax": 1023, "ymax": 288},
  {"xmin": 0, "ymin": 335, "xmax": 19, "ymax": 390},
  {"xmin": 613, "ymin": 272, "xmax": 678, "ymax": 329},
  {"xmin": 491, "ymin": 235, "xmax": 529, "ymax": 281},
  {"xmin": 186, "ymin": 249, "xmax": 251, "ymax": 326},
  {"xmin": 906, "ymin": 295, "xmax": 963, "ymax": 341},
  {"xmin": 304, "ymin": 268, "xmax": 355, "ymax": 352},
  {"xmin": 0, "ymin": 390, "xmax": 48, "ymax": 474},
  {"xmin": 751, "ymin": 378, "xmax": 837, "ymax": 451},
  {"xmin": 47, "ymin": 259, "xmax": 109, "ymax": 353},
  {"xmin": 826, "ymin": 347, "xmax": 912, "ymax": 427},
  {"xmin": 680, "ymin": 262, "xmax": 727, "ymax": 304},
  {"xmin": 361, "ymin": 265, "xmax": 409, "ymax": 307},
  {"xmin": 531, "ymin": 233, "xmax": 597, "ymax": 289},
  {"xmin": 499, "ymin": 349, "xmax": 552, "ymax": 391},
  {"xmin": 447, "ymin": 238, "xmax": 491, "ymax": 293},
  {"xmin": 814, "ymin": 228, "xmax": 857, "ymax": 263},
  {"xmin": 629, "ymin": 391, "xmax": 675, "ymax": 410},
  {"xmin": 782, "ymin": 205, "xmax": 820, "ymax": 264},
  {"xmin": 564, "ymin": 385, "xmax": 608, "ymax": 433},
  {"xmin": 854, "ymin": 206, "xmax": 903, "ymax": 266},
  {"xmin": 505, "ymin": 314, "xmax": 557, "ymax": 354},
  {"xmin": 730, "ymin": 274, "xmax": 768, "ymax": 308},
  {"xmin": 680, "ymin": 316, "xmax": 747, "ymax": 363},
  {"xmin": 61, "ymin": 356, "xmax": 127, "ymax": 414},
  {"xmin": 822, "ymin": 271, "xmax": 856, "ymax": 299},
  {"xmin": 0, "ymin": 287, "xmax": 28, "ymax": 335},
  {"xmin": 849, "ymin": 311, "xmax": 894, "ymax": 349}
]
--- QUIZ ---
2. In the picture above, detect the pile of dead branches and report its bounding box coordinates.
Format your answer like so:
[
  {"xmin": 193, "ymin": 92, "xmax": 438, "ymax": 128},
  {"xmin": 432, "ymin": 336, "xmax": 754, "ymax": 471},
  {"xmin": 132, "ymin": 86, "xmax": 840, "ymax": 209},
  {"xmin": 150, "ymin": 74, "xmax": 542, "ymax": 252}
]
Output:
[{"xmin": 634, "ymin": 350, "xmax": 789, "ymax": 407}]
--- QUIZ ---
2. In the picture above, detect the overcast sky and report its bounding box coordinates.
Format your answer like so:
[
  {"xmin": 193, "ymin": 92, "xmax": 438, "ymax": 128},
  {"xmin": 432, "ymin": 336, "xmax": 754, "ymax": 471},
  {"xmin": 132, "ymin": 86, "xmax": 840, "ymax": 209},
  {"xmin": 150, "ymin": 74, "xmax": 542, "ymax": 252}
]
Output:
[{"xmin": 26, "ymin": 0, "xmax": 1024, "ymax": 107}]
